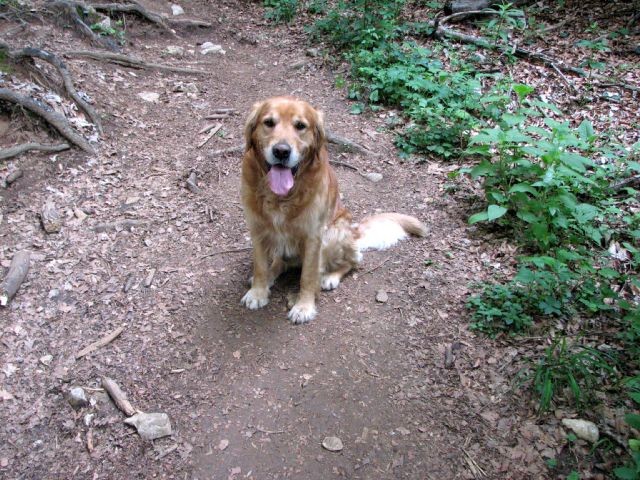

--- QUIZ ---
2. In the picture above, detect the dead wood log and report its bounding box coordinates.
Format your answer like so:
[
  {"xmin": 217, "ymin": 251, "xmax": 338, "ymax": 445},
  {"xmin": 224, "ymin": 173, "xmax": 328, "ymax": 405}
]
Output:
[
  {"xmin": 0, "ymin": 142, "xmax": 70, "ymax": 161},
  {"xmin": 444, "ymin": 0, "xmax": 533, "ymax": 15},
  {"xmin": 2, "ymin": 45, "xmax": 103, "ymax": 133},
  {"xmin": 64, "ymin": 50, "xmax": 208, "ymax": 75},
  {"xmin": 167, "ymin": 17, "xmax": 212, "ymax": 28},
  {"xmin": 76, "ymin": 325, "xmax": 125, "ymax": 359},
  {"xmin": 90, "ymin": 2, "xmax": 178, "ymax": 38},
  {"xmin": 327, "ymin": 131, "xmax": 377, "ymax": 156},
  {"xmin": 1, "ymin": 251, "xmax": 30, "ymax": 307},
  {"xmin": 101, "ymin": 376, "xmax": 136, "ymax": 416},
  {"xmin": 0, "ymin": 88, "xmax": 94, "ymax": 153}
]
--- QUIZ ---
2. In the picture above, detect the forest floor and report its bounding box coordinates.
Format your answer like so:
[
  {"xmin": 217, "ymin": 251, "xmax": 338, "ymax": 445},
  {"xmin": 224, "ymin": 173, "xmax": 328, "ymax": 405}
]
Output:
[{"xmin": 1, "ymin": 1, "xmax": 638, "ymax": 479}]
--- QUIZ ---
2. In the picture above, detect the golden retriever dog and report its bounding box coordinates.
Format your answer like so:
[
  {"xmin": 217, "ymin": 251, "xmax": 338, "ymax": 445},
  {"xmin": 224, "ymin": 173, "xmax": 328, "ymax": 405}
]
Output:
[{"xmin": 240, "ymin": 96, "xmax": 427, "ymax": 324}]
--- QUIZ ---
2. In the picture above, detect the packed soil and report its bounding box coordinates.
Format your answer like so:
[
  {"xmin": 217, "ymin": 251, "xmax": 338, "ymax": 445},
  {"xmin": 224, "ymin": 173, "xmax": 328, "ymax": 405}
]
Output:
[{"xmin": 1, "ymin": 1, "xmax": 638, "ymax": 479}]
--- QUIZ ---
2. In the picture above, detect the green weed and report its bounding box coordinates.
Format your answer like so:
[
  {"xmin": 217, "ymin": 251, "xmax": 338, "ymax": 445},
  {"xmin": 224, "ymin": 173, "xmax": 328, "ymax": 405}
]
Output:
[{"xmin": 264, "ymin": 0, "xmax": 298, "ymax": 23}]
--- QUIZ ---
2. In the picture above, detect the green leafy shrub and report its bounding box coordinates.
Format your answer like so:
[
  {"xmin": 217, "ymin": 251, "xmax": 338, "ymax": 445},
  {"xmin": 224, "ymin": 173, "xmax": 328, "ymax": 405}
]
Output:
[
  {"xmin": 264, "ymin": 0, "xmax": 298, "ymax": 23},
  {"xmin": 615, "ymin": 376, "xmax": 640, "ymax": 479}
]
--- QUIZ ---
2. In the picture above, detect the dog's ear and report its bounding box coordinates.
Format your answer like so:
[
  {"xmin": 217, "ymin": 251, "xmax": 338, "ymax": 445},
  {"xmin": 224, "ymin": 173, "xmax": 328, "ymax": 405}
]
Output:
[
  {"xmin": 313, "ymin": 109, "xmax": 326, "ymax": 147},
  {"xmin": 244, "ymin": 101, "xmax": 264, "ymax": 150}
]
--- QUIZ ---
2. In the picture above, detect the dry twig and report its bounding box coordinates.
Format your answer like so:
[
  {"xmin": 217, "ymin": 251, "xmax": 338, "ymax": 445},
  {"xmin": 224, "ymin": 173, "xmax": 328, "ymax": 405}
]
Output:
[
  {"xmin": 64, "ymin": 50, "xmax": 208, "ymax": 75},
  {"xmin": 0, "ymin": 142, "xmax": 70, "ymax": 161},
  {"xmin": 197, "ymin": 123, "xmax": 222, "ymax": 148},
  {"xmin": 76, "ymin": 325, "xmax": 125, "ymax": 359},
  {"xmin": 101, "ymin": 376, "xmax": 136, "ymax": 416}
]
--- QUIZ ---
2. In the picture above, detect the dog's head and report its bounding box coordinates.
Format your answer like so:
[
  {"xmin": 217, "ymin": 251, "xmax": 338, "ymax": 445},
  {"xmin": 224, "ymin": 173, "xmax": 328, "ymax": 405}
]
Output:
[{"xmin": 244, "ymin": 96, "xmax": 325, "ymax": 196}]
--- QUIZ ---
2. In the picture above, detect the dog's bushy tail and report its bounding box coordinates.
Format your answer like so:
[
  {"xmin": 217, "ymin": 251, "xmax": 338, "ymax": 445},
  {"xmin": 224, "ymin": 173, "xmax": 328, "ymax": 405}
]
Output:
[{"xmin": 354, "ymin": 213, "xmax": 427, "ymax": 252}]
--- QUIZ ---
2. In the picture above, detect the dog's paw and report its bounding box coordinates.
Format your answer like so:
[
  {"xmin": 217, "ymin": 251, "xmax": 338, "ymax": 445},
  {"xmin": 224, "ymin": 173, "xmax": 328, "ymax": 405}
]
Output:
[
  {"xmin": 288, "ymin": 302, "xmax": 317, "ymax": 324},
  {"xmin": 241, "ymin": 288, "xmax": 269, "ymax": 310},
  {"xmin": 321, "ymin": 273, "xmax": 341, "ymax": 291}
]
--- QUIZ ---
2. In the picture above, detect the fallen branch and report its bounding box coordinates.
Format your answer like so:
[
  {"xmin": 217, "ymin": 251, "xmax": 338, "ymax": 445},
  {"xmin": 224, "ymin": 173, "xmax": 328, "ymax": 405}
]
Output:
[
  {"xmin": 327, "ymin": 131, "xmax": 376, "ymax": 156},
  {"xmin": 0, "ymin": 142, "xmax": 70, "ymax": 161},
  {"xmin": 101, "ymin": 376, "xmax": 136, "ymax": 416},
  {"xmin": 329, "ymin": 160, "xmax": 359, "ymax": 171},
  {"xmin": 64, "ymin": 50, "xmax": 209, "ymax": 75},
  {"xmin": 76, "ymin": 325, "xmax": 125, "ymax": 359},
  {"xmin": 197, "ymin": 123, "xmax": 222, "ymax": 148},
  {"xmin": 432, "ymin": 25, "xmax": 640, "ymax": 93},
  {"xmin": 90, "ymin": 2, "xmax": 177, "ymax": 38},
  {"xmin": 0, "ymin": 88, "xmax": 94, "ymax": 153},
  {"xmin": 0, "ymin": 251, "xmax": 30, "ymax": 307},
  {"xmin": 2, "ymin": 45, "xmax": 103, "ymax": 133},
  {"xmin": 610, "ymin": 174, "xmax": 640, "ymax": 191},
  {"xmin": 92, "ymin": 218, "xmax": 151, "ymax": 232},
  {"xmin": 199, "ymin": 246, "xmax": 251, "ymax": 259},
  {"xmin": 168, "ymin": 17, "xmax": 212, "ymax": 28},
  {"xmin": 210, "ymin": 145, "xmax": 242, "ymax": 156}
]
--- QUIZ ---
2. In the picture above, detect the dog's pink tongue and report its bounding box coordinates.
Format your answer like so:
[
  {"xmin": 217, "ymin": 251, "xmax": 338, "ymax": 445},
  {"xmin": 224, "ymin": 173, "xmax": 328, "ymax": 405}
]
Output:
[{"xmin": 267, "ymin": 165, "xmax": 294, "ymax": 196}]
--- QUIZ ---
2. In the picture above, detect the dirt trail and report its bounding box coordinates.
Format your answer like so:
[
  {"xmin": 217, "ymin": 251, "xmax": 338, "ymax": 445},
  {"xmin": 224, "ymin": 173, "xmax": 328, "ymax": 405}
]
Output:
[{"xmin": 1, "ymin": 2, "xmax": 552, "ymax": 479}]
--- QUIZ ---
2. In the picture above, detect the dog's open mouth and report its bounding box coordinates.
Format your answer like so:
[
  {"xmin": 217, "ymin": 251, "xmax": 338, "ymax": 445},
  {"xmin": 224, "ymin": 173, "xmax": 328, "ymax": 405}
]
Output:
[{"xmin": 266, "ymin": 164, "xmax": 298, "ymax": 196}]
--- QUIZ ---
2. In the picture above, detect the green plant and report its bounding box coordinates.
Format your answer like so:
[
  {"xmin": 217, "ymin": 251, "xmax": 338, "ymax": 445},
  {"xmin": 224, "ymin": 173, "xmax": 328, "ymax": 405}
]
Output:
[
  {"xmin": 533, "ymin": 337, "xmax": 615, "ymax": 412},
  {"xmin": 480, "ymin": 2, "xmax": 526, "ymax": 44},
  {"xmin": 576, "ymin": 38, "xmax": 610, "ymax": 80},
  {"xmin": 264, "ymin": 0, "xmax": 298, "ymax": 23},
  {"xmin": 305, "ymin": 0, "xmax": 326, "ymax": 15},
  {"xmin": 90, "ymin": 19, "xmax": 125, "ymax": 42},
  {"xmin": 614, "ymin": 376, "xmax": 640, "ymax": 479}
]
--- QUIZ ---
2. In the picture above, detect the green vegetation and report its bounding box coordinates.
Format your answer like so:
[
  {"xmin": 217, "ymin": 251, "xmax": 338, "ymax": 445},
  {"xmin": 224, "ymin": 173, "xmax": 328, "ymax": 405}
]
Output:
[
  {"xmin": 90, "ymin": 18, "xmax": 125, "ymax": 43},
  {"xmin": 262, "ymin": 0, "xmax": 640, "ymax": 473}
]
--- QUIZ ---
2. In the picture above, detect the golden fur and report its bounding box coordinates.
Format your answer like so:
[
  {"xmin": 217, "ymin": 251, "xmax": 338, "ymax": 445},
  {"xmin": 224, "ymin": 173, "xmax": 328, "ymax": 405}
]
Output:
[{"xmin": 240, "ymin": 96, "xmax": 426, "ymax": 324}]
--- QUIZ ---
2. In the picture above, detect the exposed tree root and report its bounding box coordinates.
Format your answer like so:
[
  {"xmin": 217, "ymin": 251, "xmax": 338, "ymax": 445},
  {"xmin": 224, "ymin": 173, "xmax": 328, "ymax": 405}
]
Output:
[
  {"xmin": 64, "ymin": 50, "xmax": 209, "ymax": 75},
  {"xmin": 0, "ymin": 142, "xmax": 70, "ymax": 161},
  {"xmin": 1, "ymin": 43, "xmax": 103, "ymax": 133},
  {"xmin": 90, "ymin": 2, "xmax": 178, "ymax": 38},
  {"xmin": 0, "ymin": 88, "xmax": 94, "ymax": 153},
  {"xmin": 0, "ymin": 251, "xmax": 30, "ymax": 307},
  {"xmin": 48, "ymin": 0, "xmax": 118, "ymax": 51}
]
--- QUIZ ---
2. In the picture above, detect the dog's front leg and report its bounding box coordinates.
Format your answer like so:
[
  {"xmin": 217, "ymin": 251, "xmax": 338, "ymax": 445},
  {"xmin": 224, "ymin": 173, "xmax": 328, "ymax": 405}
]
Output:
[
  {"xmin": 288, "ymin": 236, "xmax": 320, "ymax": 324},
  {"xmin": 241, "ymin": 237, "xmax": 271, "ymax": 310}
]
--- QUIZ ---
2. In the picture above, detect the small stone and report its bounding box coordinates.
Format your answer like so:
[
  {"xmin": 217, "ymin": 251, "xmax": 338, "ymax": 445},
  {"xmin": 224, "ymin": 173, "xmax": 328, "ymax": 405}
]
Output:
[
  {"xmin": 164, "ymin": 45, "xmax": 185, "ymax": 57},
  {"xmin": 97, "ymin": 16, "xmax": 111, "ymax": 29},
  {"xmin": 375, "ymin": 290, "xmax": 388, "ymax": 303},
  {"xmin": 0, "ymin": 457, "xmax": 8, "ymax": 467},
  {"xmin": 124, "ymin": 412, "xmax": 172, "ymax": 440},
  {"xmin": 124, "ymin": 196, "xmax": 140, "ymax": 205},
  {"xmin": 39, "ymin": 354, "xmax": 53, "ymax": 366},
  {"xmin": 561, "ymin": 418, "xmax": 599, "ymax": 443},
  {"xmin": 322, "ymin": 436, "xmax": 343, "ymax": 452},
  {"xmin": 218, "ymin": 439, "xmax": 229, "ymax": 450},
  {"xmin": 171, "ymin": 4, "xmax": 184, "ymax": 15},
  {"xmin": 67, "ymin": 387, "xmax": 89, "ymax": 409},
  {"xmin": 288, "ymin": 59, "xmax": 307, "ymax": 70},
  {"xmin": 362, "ymin": 172, "xmax": 383, "ymax": 183},
  {"xmin": 41, "ymin": 201, "xmax": 62, "ymax": 233},
  {"xmin": 306, "ymin": 48, "xmax": 320, "ymax": 57},
  {"xmin": 200, "ymin": 42, "xmax": 225, "ymax": 55},
  {"xmin": 397, "ymin": 427, "xmax": 410, "ymax": 436},
  {"xmin": 138, "ymin": 91, "xmax": 160, "ymax": 103}
]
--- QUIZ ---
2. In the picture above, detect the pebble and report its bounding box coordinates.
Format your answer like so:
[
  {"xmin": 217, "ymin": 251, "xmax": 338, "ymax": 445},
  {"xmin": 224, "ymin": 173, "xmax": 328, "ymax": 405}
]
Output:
[
  {"xmin": 124, "ymin": 412, "xmax": 172, "ymax": 440},
  {"xmin": 138, "ymin": 91, "xmax": 160, "ymax": 103},
  {"xmin": 164, "ymin": 45, "xmax": 185, "ymax": 57},
  {"xmin": 39, "ymin": 354, "xmax": 53, "ymax": 366},
  {"xmin": 322, "ymin": 436, "xmax": 343, "ymax": 452},
  {"xmin": 362, "ymin": 172, "xmax": 383, "ymax": 183},
  {"xmin": 561, "ymin": 418, "xmax": 599, "ymax": 443},
  {"xmin": 171, "ymin": 4, "xmax": 184, "ymax": 15},
  {"xmin": 200, "ymin": 42, "xmax": 225, "ymax": 55},
  {"xmin": 67, "ymin": 387, "xmax": 89, "ymax": 409},
  {"xmin": 375, "ymin": 290, "xmax": 388, "ymax": 303}
]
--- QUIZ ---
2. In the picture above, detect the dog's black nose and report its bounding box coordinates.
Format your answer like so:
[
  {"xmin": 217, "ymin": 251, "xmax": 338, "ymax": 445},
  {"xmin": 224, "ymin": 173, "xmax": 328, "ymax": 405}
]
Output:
[{"xmin": 272, "ymin": 143, "xmax": 291, "ymax": 161}]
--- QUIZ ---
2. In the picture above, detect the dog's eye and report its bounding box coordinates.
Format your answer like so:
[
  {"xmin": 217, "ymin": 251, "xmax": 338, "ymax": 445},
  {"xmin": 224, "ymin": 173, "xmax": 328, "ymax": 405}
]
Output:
[
  {"xmin": 263, "ymin": 118, "xmax": 275, "ymax": 128},
  {"xmin": 294, "ymin": 121, "xmax": 307, "ymax": 131}
]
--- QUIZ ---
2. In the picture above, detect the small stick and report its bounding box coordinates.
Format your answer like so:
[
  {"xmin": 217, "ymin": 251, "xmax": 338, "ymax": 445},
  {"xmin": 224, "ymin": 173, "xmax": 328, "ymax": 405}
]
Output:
[
  {"xmin": 361, "ymin": 256, "xmax": 391, "ymax": 276},
  {"xmin": 6, "ymin": 169, "xmax": 23, "ymax": 185},
  {"xmin": 144, "ymin": 268, "xmax": 156, "ymax": 287},
  {"xmin": 101, "ymin": 376, "xmax": 136, "ymax": 416},
  {"xmin": 76, "ymin": 325, "xmax": 125, "ymax": 359},
  {"xmin": 123, "ymin": 274, "xmax": 136, "ymax": 293},
  {"xmin": 0, "ymin": 250, "xmax": 30, "ymax": 306},
  {"xmin": 199, "ymin": 246, "xmax": 251, "ymax": 259},
  {"xmin": 0, "ymin": 142, "xmax": 70, "ymax": 161},
  {"xmin": 197, "ymin": 123, "xmax": 222, "ymax": 148},
  {"xmin": 92, "ymin": 219, "xmax": 150, "ymax": 232},
  {"xmin": 204, "ymin": 113, "xmax": 232, "ymax": 120},
  {"xmin": 155, "ymin": 444, "xmax": 179, "ymax": 460},
  {"xmin": 198, "ymin": 123, "xmax": 219, "ymax": 134},
  {"xmin": 210, "ymin": 145, "xmax": 243, "ymax": 156},
  {"xmin": 86, "ymin": 428, "xmax": 94, "ymax": 453},
  {"xmin": 254, "ymin": 426, "xmax": 285, "ymax": 435},
  {"xmin": 329, "ymin": 160, "xmax": 359, "ymax": 171},
  {"xmin": 550, "ymin": 62, "xmax": 578, "ymax": 93},
  {"xmin": 186, "ymin": 171, "xmax": 200, "ymax": 193}
]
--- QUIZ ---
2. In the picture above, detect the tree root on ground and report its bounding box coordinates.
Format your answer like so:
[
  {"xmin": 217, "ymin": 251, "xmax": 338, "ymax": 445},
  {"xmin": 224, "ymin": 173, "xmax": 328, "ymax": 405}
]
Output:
[
  {"xmin": 48, "ymin": 0, "xmax": 118, "ymax": 51},
  {"xmin": 64, "ymin": 50, "xmax": 209, "ymax": 75},
  {"xmin": 89, "ymin": 2, "xmax": 177, "ymax": 37},
  {"xmin": 0, "ymin": 142, "xmax": 70, "ymax": 161},
  {"xmin": 0, "ymin": 88, "xmax": 95, "ymax": 153},
  {"xmin": 1, "ymin": 42, "xmax": 103, "ymax": 133}
]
